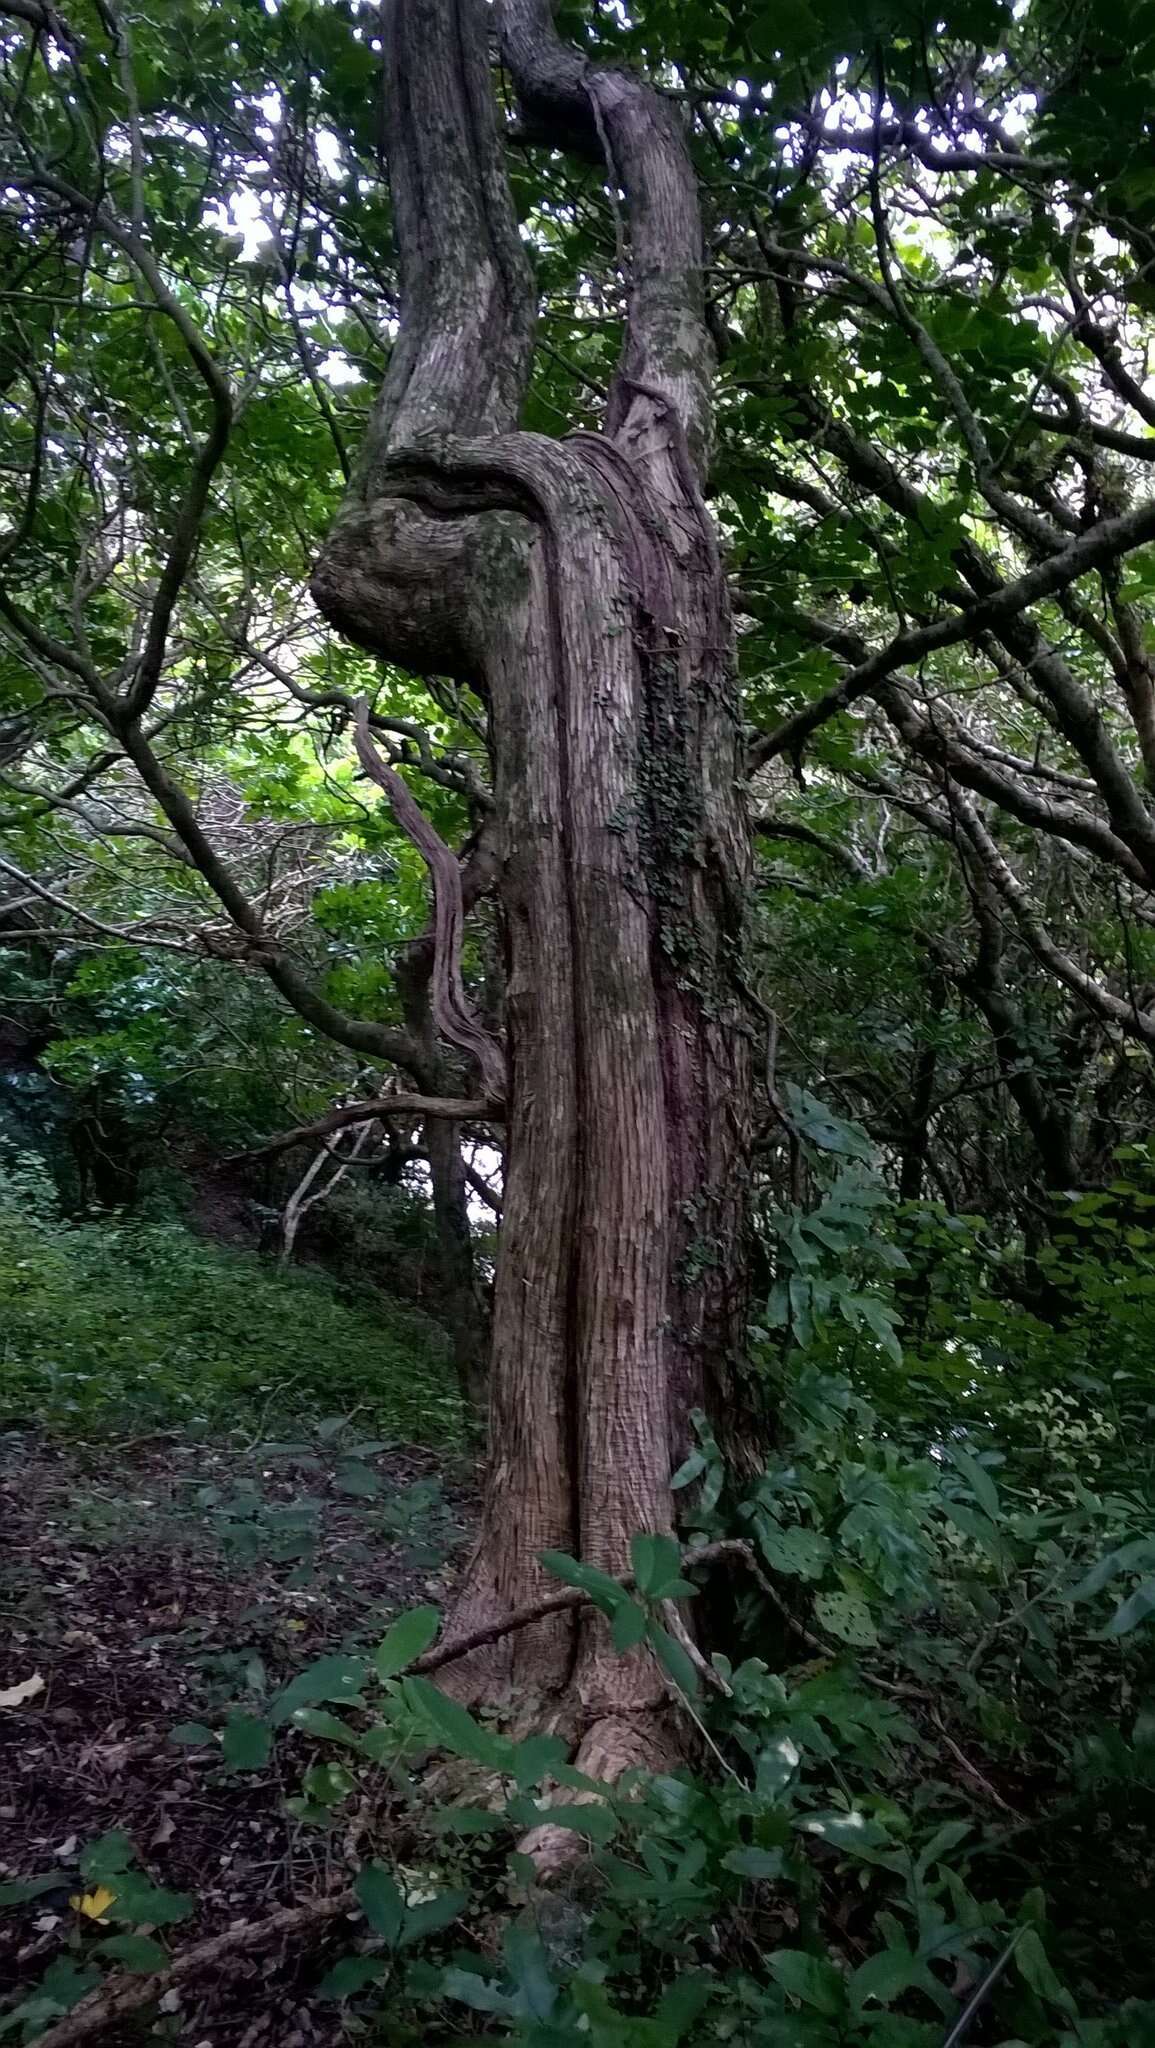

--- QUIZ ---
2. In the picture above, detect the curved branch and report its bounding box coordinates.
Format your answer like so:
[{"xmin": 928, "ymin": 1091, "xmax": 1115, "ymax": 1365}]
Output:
[
  {"xmin": 354, "ymin": 700, "xmax": 506, "ymax": 1100},
  {"xmin": 232, "ymin": 1092, "xmax": 498, "ymax": 1164},
  {"xmin": 498, "ymin": 0, "xmax": 713, "ymax": 468}
]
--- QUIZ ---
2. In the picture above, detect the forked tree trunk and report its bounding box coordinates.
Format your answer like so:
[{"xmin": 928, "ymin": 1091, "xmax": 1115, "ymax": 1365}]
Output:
[{"xmin": 312, "ymin": 0, "xmax": 755, "ymax": 1758}]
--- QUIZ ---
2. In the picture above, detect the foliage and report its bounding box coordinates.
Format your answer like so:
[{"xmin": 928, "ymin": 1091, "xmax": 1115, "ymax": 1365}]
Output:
[
  {"xmin": 6, "ymin": 1318, "xmax": 1148, "ymax": 2044},
  {"xmin": 0, "ymin": 1149, "xmax": 459, "ymax": 1440}
]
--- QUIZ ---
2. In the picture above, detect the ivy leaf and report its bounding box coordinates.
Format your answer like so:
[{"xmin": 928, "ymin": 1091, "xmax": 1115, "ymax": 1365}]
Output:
[
  {"xmin": 670, "ymin": 1450, "xmax": 706, "ymax": 1489},
  {"xmin": 169, "ymin": 1722, "xmax": 215, "ymax": 1747},
  {"xmin": 106, "ymin": 1875, "xmax": 194, "ymax": 1927}
]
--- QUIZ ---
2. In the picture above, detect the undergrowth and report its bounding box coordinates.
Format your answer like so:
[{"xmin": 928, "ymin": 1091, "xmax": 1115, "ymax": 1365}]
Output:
[{"xmin": 0, "ymin": 1151, "xmax": 460, "ymax": 1443}]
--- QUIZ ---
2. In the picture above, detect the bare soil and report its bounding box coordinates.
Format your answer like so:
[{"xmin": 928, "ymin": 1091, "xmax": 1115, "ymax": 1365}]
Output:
[{"xmin": 0, "ymin": 1428, "xmax": 476, "ymax": 2045}]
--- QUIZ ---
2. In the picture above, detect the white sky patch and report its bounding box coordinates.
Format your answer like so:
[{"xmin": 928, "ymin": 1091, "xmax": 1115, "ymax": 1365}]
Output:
[
  {"xmin": 205, "ymin": 187, "xmax": 272, "ymax": 261},
  {"xmin": 315, "ymin": 128, "xmax": 343, "ymax": 178},
  {"xmin": 318, "ymin": 350, "xmax": 362, "ymax": 387}
]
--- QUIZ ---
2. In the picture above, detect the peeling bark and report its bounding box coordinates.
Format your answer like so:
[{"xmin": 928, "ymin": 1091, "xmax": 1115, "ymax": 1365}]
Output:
[{"xmin": 312, "ymin": 0, "xmax": 755, "ymax": 1741}]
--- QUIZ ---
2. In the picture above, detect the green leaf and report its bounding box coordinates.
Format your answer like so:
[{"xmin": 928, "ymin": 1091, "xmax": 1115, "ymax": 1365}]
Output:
[
  {"xmin": 316, "ymin": 1954, "xmax": 389, "ymax": 2000},
  {"xmin": 221, "ymin": 1714, "xmax": 272, "ymax": 1773},
  {"xmin": 270, "ymin": 1655, "xmax": 367, "ymax": 1726},
  {"xmin": 757, "ymin": 1521, "xmax": 831, "ymax": 1580},
  {"xmin": 1103, "ymin": 1577, "xmax": 1155, "ymax": 1636},
  {"xmin": 289, "ymin": 1707, "xmax": 362, "ymax": 1749},
  {"xmin": 756, "ymin": 1735, "xmax": 801, "ymax": 1797},
  {"xmin": 647, "ymin": 1621, "xmax": 701, "ymax": 1696},
  {"xmin": 797, "ymin": 1808, "xmax": 891, "ymax": 1851},
  {"xmin": 851, "ymin": 1943, "xmax": 921, "ymax": 2010},
  {"xmin": 670, "ymin": 1450, "xmax": 706, "ymax": 1489},
  {"xmin": 1015, "ymin": 1927, "xmax": 1070, "ymax": 2008},
  {"xmin": 106, "ymin": 1875, "xmax": 194, "ymax": 1927},
  {"xmin": 509, "ymin": 1797, "xmax": 617, "ymax": 1844},
  {"xmin": 814, "ymin": 1590, "xmax": 878, "ymax": 1647},
  {"xmin": 401, "ymin": 1676, "xmax": 508, "ymax": 1766},
  {"xmin": 0, "ymin": 1874, "xmax": 62, "ymax": 1908},
  {"xmin": 440, "ymin": 1965, "xmax": 512, "ymax": 2014},
  {"xmin": 1066, "ymin": 1538, "xmax": 1155, "ymax": 1602},
  {"xmin": 611, "ymin": 1598, "xmax": 648, "ymax": 1652},
  {"xmin": 431, "ymin": 1806, "xmax": 508, "ymax": 1835},
  {"xmin": 504, "ymin": 1922, "xmax": 556, "ymax": 2020},
  {"xmin": 301, "ymin": 1761, "xmax": 356, "ymax": 1807},
  {"xmin": 768, "ymin": 1948, "xmax": 845, "ymax": 2016},
  {"xmin": 655, "ymin": 1973, "xmax": 714, "ymax": 2037},
  {"xmin": 373, "ymin": 1605, "xmax": 441, "ymax": 1679},
  {"xmin": 97, "ymin": 1934, "xmax": 167, "ymax": 1974},
  {"xmin": 510, "ymin": 1732, "xmax": 568, "ymax": 1789},
  {"xmin": 335, "ymin": 1460, "xmax": 380, "ymax": 1498},
  {"xmin": 722, "ymin": 1845, "xmax": 785, "ymax": 1879},
  {"xmin": 630, "ymin": 1531, "xmax": 684, "ymax": 1600},
  {"xmin": 538, "ymin": 1549, "xmax": 625, "ymax": 1613},
  {"xmin": 79, "ymin": 1833, "xmax": 135, "ymax": 1881},
  {"xmin": 948, "ymin": 1444, "xmax": 1001, "ymax": 1523},
  {"xmin": 400, "ymin": 1888, "xmax": 468, "ymax": 1945},
  {"xmin": 168, "ymin": 1722, "xmax": 215, "ymax": 1747},
  {"xmin": 914, "ymin": 1820, "xmax": 971, "ymax": 1881},
  {"xmin": 355, "ymin": 1864, "xmax": 404, "ymax": 1942}
]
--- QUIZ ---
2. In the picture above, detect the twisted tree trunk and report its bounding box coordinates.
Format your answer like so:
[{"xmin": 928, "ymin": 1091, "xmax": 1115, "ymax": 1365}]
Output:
[{"xmin": 312, "ymin": 0, "xmax": 754, "ymax": 1761}]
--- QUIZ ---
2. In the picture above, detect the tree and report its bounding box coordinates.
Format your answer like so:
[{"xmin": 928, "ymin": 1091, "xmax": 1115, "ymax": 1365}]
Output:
[
  {"xmin": 7, "ymin": 0, "xmax": 1155, "ymax": 1771},
  {"xmin": 307, "ymin": 0, "xmax": 756, "ymax": 1749}
]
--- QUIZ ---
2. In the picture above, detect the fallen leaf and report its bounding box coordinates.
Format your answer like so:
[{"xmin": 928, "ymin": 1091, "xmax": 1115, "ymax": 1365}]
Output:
[
  {"xmin": 70, "ymin": 1885, "xmax": 117, "ymax": 1920},
  {"xmin": 0, "ymin": 1673, "xmax": 45, "ymax": 1708}
]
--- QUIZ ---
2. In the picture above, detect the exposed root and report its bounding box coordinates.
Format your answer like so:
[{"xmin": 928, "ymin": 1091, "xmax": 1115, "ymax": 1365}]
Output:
[{"xmin": 518, "ymin": 1710, "xmax": 682, "ymax": 1880}]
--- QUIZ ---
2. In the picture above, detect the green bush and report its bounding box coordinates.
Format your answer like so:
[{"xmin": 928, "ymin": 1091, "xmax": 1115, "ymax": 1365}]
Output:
[{"xmin": 0, "ymin": 1150, "xmax": 460, "ymax": 1442}]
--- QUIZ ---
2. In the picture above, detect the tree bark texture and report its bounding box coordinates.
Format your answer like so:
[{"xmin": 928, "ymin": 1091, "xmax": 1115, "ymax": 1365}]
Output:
[{"xmin": 312, "ymin": 0, "xmax": 754, "ymax": 1740}]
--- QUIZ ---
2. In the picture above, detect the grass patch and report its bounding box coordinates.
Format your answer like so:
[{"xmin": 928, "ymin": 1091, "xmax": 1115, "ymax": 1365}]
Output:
[{"xmin": 0, "ymin": 1154, "xmax": 461, "ymax": 1443}]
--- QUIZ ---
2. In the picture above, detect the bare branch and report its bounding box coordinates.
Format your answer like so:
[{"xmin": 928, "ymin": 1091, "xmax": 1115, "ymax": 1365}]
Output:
[{"xmin": 354, "ymin": 700, "xmax": 506, "ymax": 1100}]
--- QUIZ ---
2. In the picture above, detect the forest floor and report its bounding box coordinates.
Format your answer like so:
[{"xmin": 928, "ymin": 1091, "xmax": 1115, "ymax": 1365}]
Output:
[{"xmin": 0, "ymin": 1425, "xmax": 477, "ymax": 2046}]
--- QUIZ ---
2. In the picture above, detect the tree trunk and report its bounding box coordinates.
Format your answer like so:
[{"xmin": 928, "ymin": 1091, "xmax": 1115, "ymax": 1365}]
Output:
[{"xmin": 311, "ymin": 0, "xmax": 755, "ymax": 1754}]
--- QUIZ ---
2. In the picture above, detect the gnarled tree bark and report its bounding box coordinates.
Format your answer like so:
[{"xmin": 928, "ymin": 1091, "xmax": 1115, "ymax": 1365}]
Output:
[{"xmin": 312, "ymin": 0, "xmax": 755, "ymax": 1765}]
